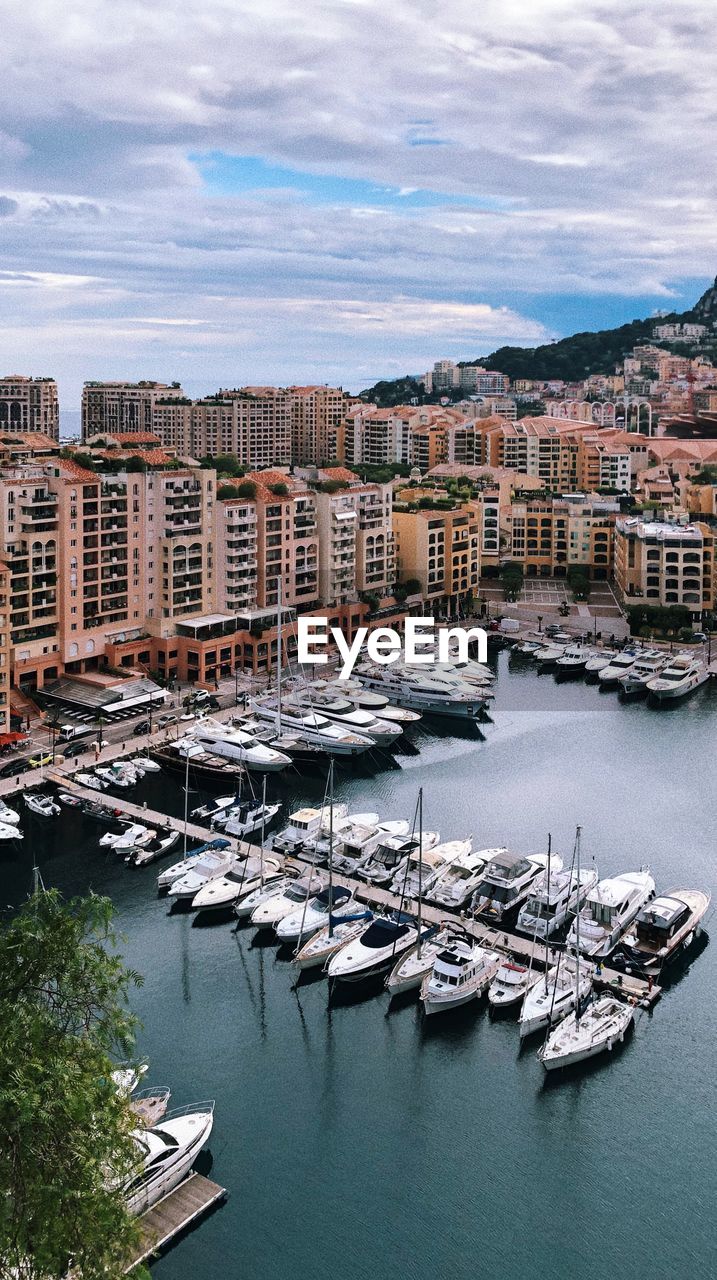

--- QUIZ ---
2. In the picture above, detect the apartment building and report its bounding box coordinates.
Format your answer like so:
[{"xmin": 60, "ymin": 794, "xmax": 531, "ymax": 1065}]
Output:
[
  {"xmin": 0, "ymin": 562, "xmax": 9, "ymax": 731},
  {"xmin": 309, "ymin": 468, "xmax": 394, "ymax": 606},
  {"xmin": 289, "ymin": 386, "xmax": 348, "ymax": 464},
  {"xmin": 393, "ymin": 502, "xmax": 480, "ymax": 609},
  {"xmin": 83, "ymin": 381, "xmax": 186, "ymax": 439},
  {"xmin": 344, "ymin": 407, "xmax": 414, "ymax": 466},
  {"xmin": 422, "ymin": 361, "xmax": 508, "ymax": 395},
  {"xmin": 614, "ymin": 516, "xmax": 714, "ymax": 619},
  {"xmin": 0, "ymin": 376, "xmax": 59, "ymax": 440},
  {"xmin": 508, "ymin": 494, "xmax": 617, "ymax": 579}
]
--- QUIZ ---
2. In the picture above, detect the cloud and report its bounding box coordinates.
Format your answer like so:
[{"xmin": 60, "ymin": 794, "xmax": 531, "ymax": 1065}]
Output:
[{"xmin": 0, "ymin": 0, "xmax": 715, "ymax": 401}]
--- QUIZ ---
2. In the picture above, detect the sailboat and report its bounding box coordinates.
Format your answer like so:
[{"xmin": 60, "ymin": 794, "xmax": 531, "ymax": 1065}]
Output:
[{"xmin": 538, "ymin": 827, "xmax": 635, "ymax": 1070}]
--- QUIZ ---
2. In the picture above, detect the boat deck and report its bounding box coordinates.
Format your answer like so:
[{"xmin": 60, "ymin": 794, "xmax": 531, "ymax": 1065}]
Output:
[{"xmin": 127, "ymin": 1173, "xmax": 226, "ymax": 1269}]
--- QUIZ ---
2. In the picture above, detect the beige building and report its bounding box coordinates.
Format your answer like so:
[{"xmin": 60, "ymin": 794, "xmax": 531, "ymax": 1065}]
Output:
[
  {"xmin": 614, "ymin": 516, "xmax": 714, "ymax": 619},
  {"xmin": 83, "ymin": 381, "xmax": 186, "ymax": 439},
  {"xmin": 394, "ymin": 502, "xmax": 480, "ymax": 609},
  {"xmin": 0, "ymin": 376, "xmax": 59, "ymax": 440},
  {"xmin": 508, "ymin": 494, "xmax": 617, "ymax": 579}
]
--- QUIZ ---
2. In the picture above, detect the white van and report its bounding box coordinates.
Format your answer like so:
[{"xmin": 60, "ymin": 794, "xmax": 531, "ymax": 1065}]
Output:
[{"xmin": 57, "ymin": 724, "xmax": 96, "ymax": 742}]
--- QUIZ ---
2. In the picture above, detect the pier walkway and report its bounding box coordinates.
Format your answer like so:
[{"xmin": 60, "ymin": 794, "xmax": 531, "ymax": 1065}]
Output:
[{"xmin": 127, "ymin": 1173, "xmax": 226, "ymax": 1270}]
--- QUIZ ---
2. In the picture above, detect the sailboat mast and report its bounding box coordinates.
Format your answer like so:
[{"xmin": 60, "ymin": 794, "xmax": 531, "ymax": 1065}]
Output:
[
  {"xmin": 417, "ymin": 787, "xmax": 423, "ymax": 958},
  {"xmin": 259, "ymin": 773, "xmax": 266, "ymax": 887},
  {"xmin": 328, "ymin": 759, "xmax": 334, "ymax": 938},
  {"xmin": 183, "ymin": 748, "xmax": 190, "ymax": 857},
  {"xmin": 574, "ymin": 825, "xmax": 582, "ymax": 1022},
  {"xmin": 545, "ymin": 833, "xmax": 551, "ymax": 978},
  {"xmin": 277, "ymin": 582, "xmax": 283, "ymax": 737}
]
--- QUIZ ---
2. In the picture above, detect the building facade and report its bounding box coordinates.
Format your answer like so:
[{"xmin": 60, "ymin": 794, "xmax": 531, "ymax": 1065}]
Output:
[{"xmin": 0, "ymin": 376, "xmax": 59, "ymax": 440}]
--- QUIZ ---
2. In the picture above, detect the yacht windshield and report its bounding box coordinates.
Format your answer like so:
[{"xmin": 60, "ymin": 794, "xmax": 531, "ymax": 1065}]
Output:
[
  {"xmin": 361, "ymin": 920, "xmax": 410, "ymax": 948},
  {"xmin": 286, "ymin": 884, "xmax": 312, "ymax": 902}
]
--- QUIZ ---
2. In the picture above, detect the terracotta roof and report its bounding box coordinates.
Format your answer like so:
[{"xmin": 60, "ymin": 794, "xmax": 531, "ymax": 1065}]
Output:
[
  {"xmin": 320, "ymin": 466, "xmax": 359, "ymax": 482},
  {"xmin": 104, "ymin": 431, "xmax": 162, "ymax": 445}
]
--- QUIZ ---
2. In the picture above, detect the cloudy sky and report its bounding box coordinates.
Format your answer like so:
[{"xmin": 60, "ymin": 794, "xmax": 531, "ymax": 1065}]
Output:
[{"xmin": 2, "ymin": 0, "xmax": 716, "ymax": 408}]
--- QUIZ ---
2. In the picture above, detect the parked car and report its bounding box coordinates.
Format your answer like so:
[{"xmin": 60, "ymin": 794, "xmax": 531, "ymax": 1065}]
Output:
[
  {"xmin": 133, "ymin": 720, "xmax": 151, "ymax": 735},
  {"xmin": 158, "ymin": 712, "xmax": 177, "ymax": 727},
  {"xmin": 29, "ymin": 752, "xmax": 53, "ymax": 769},
  {"xmin": 62, "ymin": 741, "xmax": 88, "ymax": 758},
  {"xmin": 692, "ymin": 631, "xmax": 707, "ymax": 643},
  {"xmin": 0, "ymin": 757, "xmax": 32, "ymax": 778}
]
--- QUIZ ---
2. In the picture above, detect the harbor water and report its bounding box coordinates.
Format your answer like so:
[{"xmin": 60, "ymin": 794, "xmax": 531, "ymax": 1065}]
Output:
[{"xmin": 5, "ymin": 651, "xmax": 717, "ymax": 1280}]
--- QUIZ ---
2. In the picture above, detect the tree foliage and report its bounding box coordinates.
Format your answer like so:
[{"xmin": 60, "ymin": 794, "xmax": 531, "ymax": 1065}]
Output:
[
  {"xmin": 0, "ymin": 890, "xmax": 144, "ymax": 1280},
  {"xmin": 500, "ymin": 560, "xmax": 524, "ymax": 602}
]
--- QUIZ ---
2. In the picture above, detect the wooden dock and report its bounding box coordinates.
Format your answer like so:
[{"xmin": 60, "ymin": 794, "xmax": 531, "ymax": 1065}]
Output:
[{"xmin": 127, "ymin": 1173, "xmax": 226, "ymax": 1270}]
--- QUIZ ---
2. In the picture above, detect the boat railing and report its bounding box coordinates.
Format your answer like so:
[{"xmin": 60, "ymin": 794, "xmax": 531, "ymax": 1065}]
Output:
[{"xmin": 162, "ymin": 1099, "xmax": 216, "ymax": 1121}]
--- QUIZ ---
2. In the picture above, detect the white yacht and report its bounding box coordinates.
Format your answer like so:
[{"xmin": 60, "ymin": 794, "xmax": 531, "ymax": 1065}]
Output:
[
  {"xmin": 518, "ymin": 954, "xmax": 594, "ymax": 1038},
  {"xmin": 420, "ymin": 939, "xmax": 501, "ymax": 1016},
  {"xmin": 353, "ymin": 665, "xmax": 489, "ymax": 721},
  {"xmin": 516, "ymin": 866, "xmax": 598, "ymax": 939},
  {"xmin": 555, "ymin": 644, "xmax": 592, "ymax": 674},
  {"xmin": 166, "ymin": 847, "xmax": 237, "ymax": 900},
  {"xmin": 511, "ymin": 639, "xmax": 544, "ymax": 657},
  {"xmin": 75, "ymin": 772, "xmax": 107, "ymax": 791},
  {"xmin": 301, "ymin": 811, "xmax": 379, "ymax": 866},
  {"xmin": 584, "ymin": 647, "xmax": 617, "ymax": 677},
  {"xmin": 156, "ymin": 839, "xmax": 231, "ymax": 890},
  {"xmin": 567, "ymin": 870, "xmax": 655, "ymax": 958},
  {"xmin": 275, "ymin": 884, "xmax": 355, "ymax": 943},
  {"xmin": 392, "ymin": 839, "xmax": 470, "ymax": 899},
  {"xmin": 534, "ymin": 644, "xmax": 565, "ymax": 666},
  {"xmin": 613, "ymin": 888, "xmax": 711, "ymax": 977},
  {"xmin": 95, "ymin": 766, "xmax": 132, "ymax": 789},
  {"xmin": 646, "ymin": 653, "xmax": 709, "ymax": 702},
  {"xmin": 292, "ymin": 910, "xmax": 374, "ymax": 970},
  {"xmin": 0, "ymin": 799, "xmax": 20, "ymax": 825},
  {"xmin": 233, "ymin": 871, "xmax": 296, "ymax": 920},
  {"xmin": 192, "ymin": 854, "xmax": 284, "ymax": 912},
  {"xmin": 340, "ymin": 683, "xmax": 422, "ymax": 724},
  {"xmin": 250, "ymin": 873, "xmax": 325, "ymax": 929},
  {"xmin": 331, "ymin": 818, "xmax": 409, "ymax": 874},
  {"xmin": 190, "ymin": 719, "xmax": 291, "ymax": 772},
  {"xmin": 286, "ymin": 693, "xmax": 402, "ymax": 745},
  {"xmin": 427, "ymin": 846, "xmax": 490, "ymax": 910},
  {"xmin": 272, "ymin": 804, "xmax": 348, "ymax": 855},
  {"xmin": 357, "ymin": 831, "xmax": 440, "ymax": 887},
  {"xmin": 24, "ymin": 792, "xmax": 61, "ymax": 818},
  {"xmin": 598, "ymin": 649, "xmax": 639, "ymax": 688},
  {"xmin": 618, "ymin": 650, "xmax": 668, "ymax": 697},
  {"xmin": 129, "ymin": 828, "xmax": 180, "ymax": 865},
  {"xmin": 538, "ymin": 995, "xmax": 634, "ymax": 1071},
  {"xmin": 100, "ymin": 822, "xmax": 154, "ymax": 853},
  {"xmin": 385, "ymin": 923, "xmax": 467, "ymax": 997},
  {"xmin": 220, "ymin": 799, "xmax": 280, "ymax": 839},
  {"xmin": 327, "ymin": 911, "xmax": 422, "ymax": 982},
  {"xmin": 124, "ymin": 1101, "xmax": 215, "ymax": 1216},
  {"xmin": 488, "ymin": 957, "xmax": 542, "ymax": 1010},
  {"xmin": 249, "ymin": 698, "xmax": 374, "ymax": 755},
  {"xmin": 191, "ymin": 794, "xmax": 238, "ymax": 823},
  {"xmin": 0, "ymin": 820, "xmax": 22, "ymax": 839},
  {"xmin": 472, "ymin": 850, "xmax": 558, "ymax": 924}
]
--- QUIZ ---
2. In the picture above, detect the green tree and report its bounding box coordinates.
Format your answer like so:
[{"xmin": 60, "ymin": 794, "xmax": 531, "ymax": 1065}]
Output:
[
  {"xmin": 0, "ymin": 890, "xmax": 144, "ymax": 1280},
  {"xmin": 500, "ymin": 560, "xmax": 524, "ymax": 602}
]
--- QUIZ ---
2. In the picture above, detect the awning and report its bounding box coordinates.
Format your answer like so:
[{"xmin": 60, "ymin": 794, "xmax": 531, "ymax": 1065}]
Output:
[{"xmin": 0, "ymin": 731, "xmax": 26, "ymax": 745}]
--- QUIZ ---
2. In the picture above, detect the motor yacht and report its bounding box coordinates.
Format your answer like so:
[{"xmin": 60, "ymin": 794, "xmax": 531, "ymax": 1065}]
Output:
[
  {"xmin": 327, "ymin": 911, "xmax": 424, "ymax": 982},
  {"xmin": 156, "ymin": 838, "xmax": 231, "ymax": 890},
  {"xmin": 567, "ymin": 870, "xmax": 655, "ymax": 958},
  {"xmin": 357, "ymin": 831, "xmax": 440, "ymax": 887},
  {"xmin": 100, "ymin": 822, "xmax": 154, "ymax": 852},
  {"xmin": 75, "ymin": 772, "xmax": 107, "ymax": 791},
  {"xmin": 292, "ymin": 910, "xmax": 374, "ymax": 970},
  {"xmin": 472, "ymin": 850, "xmax": 559, "ymax": 924},
  {"xmin": 191, "ymin": 854, "xmax": 284, "ymax": 912},
  {"xmin": 331, "ymin": 818, "xmax": 409, "ymax": 874},
  {"xmin": 420, "ymin": 939, "xmax": 501, "ymax": 1016},
  {"xmin": 353, "ymin": 665, "xmax": 489, "ymax": 721},
  {"xmin": 385, "ymin": 923, "xmax": 464, "ymax": 997},
  {"xmin": 272, "ymin": 804, "xmax": 348, "ymax": 855},
  {"xmin": 301, "ymin": 811, "xmax": 380, "ymax": 866},
  {"xmin": 190, "ymin": 794, "xmax": 238, "ymax": 823},
  {"xmin": 391, "ymin": 839, "xmax": 470, "ymax": 899},
  {"xmin": 220, "ymin": 799, "xmax": 280, "ymax": 840},
  {"xmin": 190, "ymin": 719, "xmax": 292, "ymax": 772},
  {"xmin": 24, "ymin": 792, "xmax": 61, "ymax": 818},
  {"xmin": 249, "ymin": 698, "xmax": 374, "ymax": 755},
  {"xmin": 488, "ymin": 957, "xmax": 542, "ymax": 1010},
  {"xmin": 124, "ymin": 1101, "xmax": 215, "ymax": 1216},
  {"xmin": 646, "ymin": 653, "xmax": 709, "ymax": 702},
  {"xmin": 612, "ymin": 888, "xmax": 711, "ymax": 976},
  {"xmin": 340, "ymin": 684, "xmax": 422, "ymax": 724},
  {"xmin": 128, "ymin": 828, "xmax": 181, "ymax": 866},
  {"xmin": 516, "ymin": 865, "xmax": 598, "ymax": 939},
  {"xmin": 250, "ymin": 873, "xmax": 325, "ymax": 929},
  {"xmin": 618, "ymin": 651, "xmax": 668, "ymax": 698},
  {"xmin": 286, "ymin": 693, "xmax": 402, "ymax": 746},
  {"xmin": 112, "ymin": 1062, "xmax": 148, "ymax": 1096},
  {"xmin": 0, "ymin": 799, "xmax": 20, "ymax": 824},
  {"xmin": 518, "ymin": 954, "xmax": 594, "ymax": 1038},
  {"xmin": 0, "ymin": 819, "xmax": 22, "ymax": 839},
  {"xmin": 598, "ymin": 649, "xmax": 639, "ymax": 688},
  {"xmin": 583, "ymin": 647, "xmax": 617, "ymax": 679},
  {"xmin": 555, "ymin": 644, "xmax": 593, "ymax": 676},
  {"xmin": 511, "ymin": 639, "xmax": 543, "ymax": 658},
  {"xmin": 538, "ymin": 995, "xmax": 634, "ymax": 1071},
  {"xmin": 427, "ymin": 847, "xmax": 490, "ymax": 910},
  {"xmin": 533, "ymin": 644, "xmax": 565, "ymax": 667},
  {"xmin": 275, "ymin": 885, "xmax": 356, "ymax": 944},
  {"xmin": 167, "ymin": 846, "xmax": 238, "ymax": 901}
]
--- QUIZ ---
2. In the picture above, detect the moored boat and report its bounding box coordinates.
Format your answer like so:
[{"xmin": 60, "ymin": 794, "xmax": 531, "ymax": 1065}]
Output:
[
  {"xmin": 420, "ymin": 938, "xmax": 501, "ymax": 1016},
  {"xmin": 537, "ymin": 994, "xmax": 634, "ymax": 1071},
  {"xmin": 612, "ymin": 888, "xmax": 711, "ymax": 976}
]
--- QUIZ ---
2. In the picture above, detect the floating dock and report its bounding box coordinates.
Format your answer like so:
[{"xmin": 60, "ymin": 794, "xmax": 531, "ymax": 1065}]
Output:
[{"xmin": 127, "ymin": 1173, "xmax": 226, "ymax": 1270}]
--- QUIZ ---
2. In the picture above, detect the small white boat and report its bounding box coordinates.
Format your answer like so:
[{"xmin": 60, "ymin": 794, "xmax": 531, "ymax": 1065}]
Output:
[
  {"xmin": 75, "ymin": 772, "xmax": 107, "ymax": 791},
  {"xmin": 56, "ymin": 791, "xmax": 84, "ymax": 809},
  {"xmin": 100, "ymin": 823, "xmax": 153, "ymax": 851},
  {"xmin": 301, "ymin": 811, "xmax": 380, "ymax": 866},
  {"xmin": 0, "ymin": 799, "xmax": 20, "ymax": 825},
  {"xmin": 272, "ymin": 804, "xmax": 348, "ymax": 855},
  {"xmin": 584, "ymin": 647, "xmax": 617, "ymax": 676},
  {"xmin": 220, "ymin": 800, "xmax": 280, "ymax": 839},
  {"xmin": 488, "ymin": 957, "xmax": 542, "ymax": 1010},
  {"xmin": 598, "ymin": 649, "xmax": 639, "ymax": 687},
  {"xmin": 392, "ymin": 839, "xmax": 470, "ymax": 898},
  {"xmin": 427, "ymin": 847, "xmax": 489, "ymax": 909},
  {"xmin": 0, "ymin": 819, "xmax": 23, "ymax": 839},
  {"xmin": 134, "ymin": 756, "xmax": 161, "ymax": 772},
  {"xmin": 555, "ymin": 644, "xmax": 592, "ymax": 673},
  {"xmin": 95, "ymin": 766, "xmax": 132, "ymax": 789},
  {"xmin": 124, "ymin": 1101, "xmax": 215, "ymax": 1216},
  {"xmin": 191, "ymin": 855, "xmax": 284, "ymax": 912},
  {"xmin": 420, "ymin": 938, "xmax": 501, "ymax": 1016},
  {"xmin": 190, "ymin": 794, "xmax": 238, "ymax": 822},
  {"xmin": 538, "ymin": 995, "xmax": 634, "ymax": 1071},
  {"xmin": 167, "ymin": 847, "xmax": 238, "ymax": 900},
  {"xmin": 516, "ymin": 866, "xmax": 598, "ymax": 939},
  {"xmin": 618, "ymin": 651, "xmax": 668, "ymax": 697},
  {"xmin": 357, "ymin": 831, "xmax": 440, "ymax": 887},
  {"xmin": 385, "ymin": 923, "xmax": 464, "ymax": 996},
  {"xmin": 234, "ymin": 872, "xmax": 296, "ymax": 921},
  {"xmin": 250, "ymin": 873, "xmax": 325, "ymax": 929},
  {"xmin": 567, "ymin": 870, "xmax": 655, "ymax": 958},
  {"xmin": 518, "ymin": 954, "xmax": 594, "ymax": 1039},
  {"xmin": 534, "ymin": 644, "xmax": 565, "ymax": 666},
  {"xmin": 129, "ymin": 828, "xmax": 181, "ymax": 866},
  {"xmin": 327, "ymin": 911, "xmax": 422, "ymax": 982},
  {"xmin": 24, "ymin": 792, "xmax": 61, "ymax": 818},
  {"xmin": 112, "ymin": 1062, "xmax": 148, "ymax": 1096},
  {"xmin": 292, "ymin": 911, "xmax": 374, "ymax": 970},
  {"xmin": 275, "ymin": 884, "xmax": 355, "ymax": 943},
  {"xmin": 646, "ymin": 653, "xmax": 709, "ymax": 702},
  {"xmin": 331, "ymin": 818, "xmax": 409, "ymax": 874},
  {"xmin": 156, "ymin": 840, "xmax": 231, "ymax": 890}
]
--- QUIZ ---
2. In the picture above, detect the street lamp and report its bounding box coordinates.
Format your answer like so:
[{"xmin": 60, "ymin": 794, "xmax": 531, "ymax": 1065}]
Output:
[
  {"xmin": 537, "ymin": 614, "xmax": 543, "ymax": 634},
  {"xmin": 234, "ymin": 665, "xmax": 240, "ymax": 707}
]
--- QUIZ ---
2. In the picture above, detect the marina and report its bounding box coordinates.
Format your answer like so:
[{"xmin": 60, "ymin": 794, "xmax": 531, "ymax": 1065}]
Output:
[
  {"xmin": 128, "ymin": 1174, "xmax": 227, "ymax": 1270},
  {"xmin": 4, "ymin": 649, "xmax": 715, "ymax": 1280}
]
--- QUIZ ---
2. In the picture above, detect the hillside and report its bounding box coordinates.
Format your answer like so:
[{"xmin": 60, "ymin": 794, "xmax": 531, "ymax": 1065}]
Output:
[{"xmin": 360, "ymin": 277, "xmax": 717, "ymax": 404}]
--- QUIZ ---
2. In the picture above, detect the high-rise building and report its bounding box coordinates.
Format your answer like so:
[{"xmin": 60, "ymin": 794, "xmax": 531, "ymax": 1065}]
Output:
[
  {"xmin": 614, "ymin": 516, "xmax": 714, "ymax": 620},
  {"xmin": 0, "ymin": 376, "xmax": 59, "ymax": 440},
  {"xmin": 82, "ymin": 381, "xmax": 186, "ymax": 439}
]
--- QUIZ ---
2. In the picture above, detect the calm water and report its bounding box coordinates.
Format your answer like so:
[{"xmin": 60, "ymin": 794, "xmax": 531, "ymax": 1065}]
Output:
[{"xmin": 5, "ymin": 653, "xmax": 717, "ymax": 1280}]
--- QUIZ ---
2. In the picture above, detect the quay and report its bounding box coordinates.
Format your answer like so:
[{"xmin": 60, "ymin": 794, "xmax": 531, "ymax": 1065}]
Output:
[
  {"xmin": 46, "ymin": 778, "xmax": 660, "ymax": 1008},
  {"xmin": 127, "ymin": 1173, "xmax": 226, "ymax": 1270}
]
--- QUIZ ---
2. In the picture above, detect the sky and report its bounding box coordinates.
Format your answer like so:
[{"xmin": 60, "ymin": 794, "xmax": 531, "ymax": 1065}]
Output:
[{"xmin": 1, "ymin": 0, "xmax": 716, "ymax": 409}]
